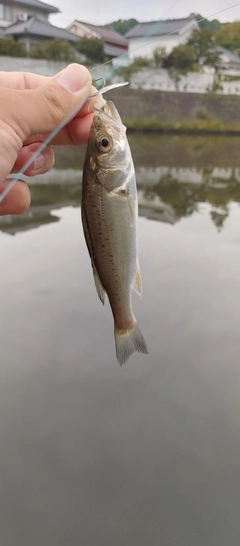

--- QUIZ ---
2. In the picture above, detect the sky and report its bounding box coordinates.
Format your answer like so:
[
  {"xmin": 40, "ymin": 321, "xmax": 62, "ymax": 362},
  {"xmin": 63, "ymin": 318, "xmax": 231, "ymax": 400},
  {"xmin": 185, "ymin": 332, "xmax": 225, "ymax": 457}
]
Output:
[{"xmin": 49, "ymin": 0, "xmax": 240, "ymax": 28}]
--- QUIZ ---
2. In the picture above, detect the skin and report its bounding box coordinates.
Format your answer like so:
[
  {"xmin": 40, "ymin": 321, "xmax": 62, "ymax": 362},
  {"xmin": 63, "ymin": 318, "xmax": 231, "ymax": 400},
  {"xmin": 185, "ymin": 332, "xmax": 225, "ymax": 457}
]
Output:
[{"xmin": 0, "ymin": 63, "xmax": 97, "ymax": 215}]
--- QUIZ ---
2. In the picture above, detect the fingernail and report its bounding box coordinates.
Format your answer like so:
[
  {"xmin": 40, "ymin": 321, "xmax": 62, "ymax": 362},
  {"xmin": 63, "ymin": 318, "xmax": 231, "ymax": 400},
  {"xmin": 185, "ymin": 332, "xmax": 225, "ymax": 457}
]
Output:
[
  {"xmin": 57, "ymin": 64, "xmax": 90, "ymax": 93},
  {"xmin": 33, "ymin": 153, "xmax": 45, "ymax": 171}
]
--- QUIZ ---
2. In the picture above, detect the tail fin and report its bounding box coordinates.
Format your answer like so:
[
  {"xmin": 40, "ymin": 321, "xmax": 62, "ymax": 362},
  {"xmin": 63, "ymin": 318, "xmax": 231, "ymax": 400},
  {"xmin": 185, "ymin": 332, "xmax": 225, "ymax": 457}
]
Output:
[{"xmin": 114, "ymin": 323, "xmax": 148, "ymax": 366}]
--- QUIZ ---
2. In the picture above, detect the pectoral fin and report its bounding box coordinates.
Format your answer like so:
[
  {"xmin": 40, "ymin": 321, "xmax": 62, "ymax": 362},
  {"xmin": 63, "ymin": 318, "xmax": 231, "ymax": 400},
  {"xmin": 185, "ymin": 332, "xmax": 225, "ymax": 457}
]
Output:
[
  {"xmin": 82, "ymin": 203, "xmax": 106, "ymax": 305},
  {"xmin": 133, "ymin": 262, "xmax": 142, "ymax": 297}
]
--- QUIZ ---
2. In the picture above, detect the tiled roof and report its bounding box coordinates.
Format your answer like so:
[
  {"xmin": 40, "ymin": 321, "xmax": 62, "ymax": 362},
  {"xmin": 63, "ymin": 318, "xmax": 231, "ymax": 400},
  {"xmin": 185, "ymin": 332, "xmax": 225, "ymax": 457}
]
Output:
[
  {"xmin": 216, "ymin": 45, "xmax": 240, "ymax": 63},
  {"xmin": 8, "ymin": 0, "xmax": 59, "ymax": 13},
  {"xmin": 104, "ymin": 43, "xmax": 127, "ymax": 57},
  {"xmin": 4, "ymin": 16, "xmax": 78, "ymax": 41},
  {"xmin": 69, "ymin": 20, "xmax": 128, "ymax": 47},
  {"xmin": 125, "ymin": 18, "xmax": 196, "ymax": 39}
]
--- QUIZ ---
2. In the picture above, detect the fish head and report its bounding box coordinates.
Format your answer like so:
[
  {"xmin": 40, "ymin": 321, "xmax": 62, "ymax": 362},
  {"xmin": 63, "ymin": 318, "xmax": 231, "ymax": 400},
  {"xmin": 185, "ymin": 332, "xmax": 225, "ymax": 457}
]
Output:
[{"xmin": 88, "ymin": 100, "xmax": 129, "ymax": 171}]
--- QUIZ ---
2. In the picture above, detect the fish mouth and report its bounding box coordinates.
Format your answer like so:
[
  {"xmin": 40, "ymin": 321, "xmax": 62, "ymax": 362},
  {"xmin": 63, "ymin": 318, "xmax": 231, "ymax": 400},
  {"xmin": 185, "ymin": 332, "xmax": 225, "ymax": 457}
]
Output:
[{"xmin": 94, "ymin": 100, "xmax": 125, "ymax": 132}]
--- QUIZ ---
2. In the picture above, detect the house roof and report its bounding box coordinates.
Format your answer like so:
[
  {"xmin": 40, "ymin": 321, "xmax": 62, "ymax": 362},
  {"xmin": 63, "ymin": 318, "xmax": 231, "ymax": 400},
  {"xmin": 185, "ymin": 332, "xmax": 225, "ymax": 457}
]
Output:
[
  {"xmin": 125, "ymin": 17, "xmax": 197, "ymax": 39},
  {"xmin": 68, "ymin": 20, "xmax": 128, "ymax": 47},
  {"xmin": 104, "ymin": 43, "xmax": 127, "ymax": 57},
  {"xmin": 216, "ymin": 45, "xmax": 240, "ymax": 64},
  {"xmin": 5, "ymin": 0, "xmax": 59, "ymax": 13},
  {"xmin": 4, "ymin": 16, "xmax": 78, "ymax": 41}
]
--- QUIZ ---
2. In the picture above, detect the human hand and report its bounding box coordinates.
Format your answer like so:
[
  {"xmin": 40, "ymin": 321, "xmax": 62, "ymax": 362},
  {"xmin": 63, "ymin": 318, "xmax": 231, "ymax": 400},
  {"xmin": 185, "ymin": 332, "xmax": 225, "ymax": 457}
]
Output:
[{"xmin": 0, "ymin": 63, "xmax": 94, "ymax": 215}]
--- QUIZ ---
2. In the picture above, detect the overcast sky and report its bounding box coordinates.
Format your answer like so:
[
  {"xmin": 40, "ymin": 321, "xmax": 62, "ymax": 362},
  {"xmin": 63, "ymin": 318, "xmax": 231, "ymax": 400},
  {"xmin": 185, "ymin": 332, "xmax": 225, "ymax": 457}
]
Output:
[{"xmin": 49, "ymin": 0, "xmax": 240, "ymax": 28}]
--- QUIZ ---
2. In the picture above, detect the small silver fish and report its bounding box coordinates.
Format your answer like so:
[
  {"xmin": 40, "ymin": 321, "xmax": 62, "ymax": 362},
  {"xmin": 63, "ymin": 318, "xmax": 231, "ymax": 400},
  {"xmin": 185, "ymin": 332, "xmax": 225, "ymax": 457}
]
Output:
[{"xmin": 81, "ymin": 98, "xmax": 148, "ymax": 365}]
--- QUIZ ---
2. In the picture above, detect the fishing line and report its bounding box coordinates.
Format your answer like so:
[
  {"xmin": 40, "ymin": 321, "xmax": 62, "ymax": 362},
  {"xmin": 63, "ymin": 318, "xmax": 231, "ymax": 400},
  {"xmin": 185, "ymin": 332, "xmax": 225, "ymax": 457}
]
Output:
[
  {"xmin": 1, "ymin": 1, "xmax": 240, "ymax": 204},
  {"xmin": 91, "ymin": 2, "xmax": 240, "ymax": 75}
]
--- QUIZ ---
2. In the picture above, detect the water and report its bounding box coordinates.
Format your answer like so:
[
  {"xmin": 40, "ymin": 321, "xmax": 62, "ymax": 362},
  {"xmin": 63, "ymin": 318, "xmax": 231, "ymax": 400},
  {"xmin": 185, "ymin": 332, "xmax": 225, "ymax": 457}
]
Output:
[{"xmin": 1, "ymin": 134, "xmax": 240, "ymax": 545}]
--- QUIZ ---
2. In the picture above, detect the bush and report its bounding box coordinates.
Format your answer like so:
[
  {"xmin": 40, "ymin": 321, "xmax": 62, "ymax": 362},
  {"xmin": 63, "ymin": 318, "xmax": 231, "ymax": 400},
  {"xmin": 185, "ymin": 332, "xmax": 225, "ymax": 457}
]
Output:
[
  {"xmin": 116, "ymin": 56, "xmax": 151, "ymax": 82},
  {"xmin": 0, "ymin": 36, "xmax": 26, "ymax": 56},
  {"xmin": 164, "ymin": 44, "xmax": 196, "ymax": 70},
  {"xmin": 74, "ymin": 37, "xmax": 104, "ymax": 63},
  {"xmin": 31, "ymin": 39, "xmax": 72, "ymax": 61},
  {"xmin": 151, "ymin": 47, "xmax": 167, "ymax": 68}
]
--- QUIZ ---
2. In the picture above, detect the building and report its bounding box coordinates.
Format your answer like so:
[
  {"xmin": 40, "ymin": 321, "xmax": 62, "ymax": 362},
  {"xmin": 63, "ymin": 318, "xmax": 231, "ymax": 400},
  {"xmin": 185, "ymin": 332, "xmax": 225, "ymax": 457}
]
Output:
[
  {"xmin": 0, "ymin": 0, "xmax": 59, "ymax": 27},
  {"xmin": 3, "ymin": 16, "xmax": 78, "ymax": 53},
  {"xmin": 0, "ymin": 0, "xmax": 78, "ymax": 53},
  {"xmin": 67, "ymin": 20, "xmax": 128, "ymax": 58},
  {"xmin": 216, "ymin": 45, "xmax": 240, "ymax": 71},
  {"xmin": 125, "ymin": 17, "xmax": 198, "ymax": 61}
]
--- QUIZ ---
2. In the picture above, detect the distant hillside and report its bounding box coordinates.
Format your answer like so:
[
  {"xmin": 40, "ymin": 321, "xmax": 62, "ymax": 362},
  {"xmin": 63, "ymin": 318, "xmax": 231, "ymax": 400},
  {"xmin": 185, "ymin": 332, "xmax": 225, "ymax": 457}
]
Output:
[{"xmin": 105, "ymin": 19, "xmax": 138, "ymax": 35}]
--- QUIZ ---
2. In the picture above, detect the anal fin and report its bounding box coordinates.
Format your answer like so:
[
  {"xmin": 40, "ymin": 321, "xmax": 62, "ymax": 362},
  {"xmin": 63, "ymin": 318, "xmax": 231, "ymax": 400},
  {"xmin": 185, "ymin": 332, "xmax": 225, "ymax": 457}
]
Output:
[
  {"xmin": 133, "ymin": 262, "xmax": 142, "ymax": 297},
  {"xmin": 93, "ymin": 264, "xmax": 105, "ymax": 305}
]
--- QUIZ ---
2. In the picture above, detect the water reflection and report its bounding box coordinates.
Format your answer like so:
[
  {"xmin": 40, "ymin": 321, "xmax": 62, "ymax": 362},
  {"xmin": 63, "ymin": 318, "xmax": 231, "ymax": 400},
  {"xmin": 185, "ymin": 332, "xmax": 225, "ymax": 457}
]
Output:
[
  {"xmin": 0, "ymin": 182, "xmax": 81, "ymax": 235},
  {"xmin": 1, "ymin": 161, "xmax": 240, "ymax": 234},
  {"xmin": 2, "ymin": 135, "xmax": 240, "ymax": 545}
]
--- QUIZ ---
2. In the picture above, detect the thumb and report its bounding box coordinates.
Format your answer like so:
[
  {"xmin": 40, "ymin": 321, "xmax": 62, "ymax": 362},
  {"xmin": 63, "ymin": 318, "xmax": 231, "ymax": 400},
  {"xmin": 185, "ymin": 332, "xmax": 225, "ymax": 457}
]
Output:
[{"xmin": 10, "ymin": 64, "xmax": 92, "ymax": 140}]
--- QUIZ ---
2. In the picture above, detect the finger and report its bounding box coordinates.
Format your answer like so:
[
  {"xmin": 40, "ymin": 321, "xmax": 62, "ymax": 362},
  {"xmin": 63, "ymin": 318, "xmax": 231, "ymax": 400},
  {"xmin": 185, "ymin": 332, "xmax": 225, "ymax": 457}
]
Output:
[
  {"xmin": 0, "ymin": 180, "xmax": 31, "ymax": 215},
  {"xmin": 23, "ymin": 112, "xmax": 94, "ymax": 147},
  {"xmin": 20, "ymin": 84, "xmax": 97, "ymax": 147},
  {"xmin": 0, "ymin": 71, "xmax": 49, "ymax": 90},
  {"xmin": 12, "ymin": 143, "xmax": 55, "ymax": 176},
  {"xmin": 1, "ymin": 64, "xmax": 92, "ymax": 141},
  {"xmin": 0, "ymin": 64, "xmax": 92, "ymax": 182}
]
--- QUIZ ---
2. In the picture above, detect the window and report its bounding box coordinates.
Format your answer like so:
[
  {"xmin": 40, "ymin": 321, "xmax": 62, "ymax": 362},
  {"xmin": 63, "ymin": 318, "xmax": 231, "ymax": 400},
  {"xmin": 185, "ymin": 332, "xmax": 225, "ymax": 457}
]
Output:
[
  {"xmin": 5, "ymin": 4, "xmax": 12, "ymax": 19},
  {"xmin": 0, "ymin": 3, "xmax": 12, "ymax": 20}
]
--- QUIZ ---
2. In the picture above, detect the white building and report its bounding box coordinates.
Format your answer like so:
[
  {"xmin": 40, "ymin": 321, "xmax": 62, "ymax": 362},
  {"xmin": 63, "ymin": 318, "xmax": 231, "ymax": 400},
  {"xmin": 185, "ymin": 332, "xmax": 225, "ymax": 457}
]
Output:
[{"xmin": 125, "ymin": 17, "xmax": 199, "ymax": 61}]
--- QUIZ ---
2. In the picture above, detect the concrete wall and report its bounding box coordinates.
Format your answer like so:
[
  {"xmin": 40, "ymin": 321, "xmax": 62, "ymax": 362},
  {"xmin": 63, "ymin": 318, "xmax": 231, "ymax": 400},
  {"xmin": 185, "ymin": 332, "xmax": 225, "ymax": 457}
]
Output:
[
  {"xmin": 114, "ymin": 68, "xmax": 240, "ymax": 96},
  {"xmin": 0, "ymin": 56, "xmax": 72, "ymax": 76},
  {"xmin": 107, "ymin": 86, "xmax": 240, "ymax": 124}
]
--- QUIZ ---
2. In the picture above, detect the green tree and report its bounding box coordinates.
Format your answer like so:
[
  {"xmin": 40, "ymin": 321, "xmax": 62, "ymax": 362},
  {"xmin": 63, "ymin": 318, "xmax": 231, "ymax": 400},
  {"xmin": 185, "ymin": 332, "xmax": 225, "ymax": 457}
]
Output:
[
  {"xmin": 74, "ymin": 37, "xmax": 104, "ymax": 63},
  {"xmin": 116, "ymin": 56, "xmax": 151, "ymax": 82},
  {"xmin": 152, "ymin": 46, "xmax": 167, "ymax": 68},
  {"xmin": 32, "ymin": 39, "xmax": 72, "ymax": 61},
  {"xmin": 0, "ymin": 36, "xmax": 26, "ymax": 57},
  {"xmin": 215, "ymin": 22, "xmax": 240, "ymax": 55},
  {"xmin": 188, "ymin": 27, "xmax": 220, "ymax": 66},
  {"xmin": 164, "ymin": 44, "xmax": 196, "ymax": 70},
  {"xmin": 191, "ymin": 13, "xmax": 221, "ymax": 31},
  {"xmin": 107, "ymin": 19, "xmax": 138, "ymax": 35}
]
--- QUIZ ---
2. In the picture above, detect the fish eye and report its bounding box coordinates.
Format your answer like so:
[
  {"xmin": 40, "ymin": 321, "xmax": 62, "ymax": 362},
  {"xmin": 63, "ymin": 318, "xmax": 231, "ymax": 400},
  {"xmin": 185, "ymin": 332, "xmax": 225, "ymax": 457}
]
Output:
[
  {"xmin": 96, "ymin": 134, "xmax": 113, "ymax": 153},
  {"xmin": 101, "ymin": 137, "xmax": 109, "ymax": 147}
]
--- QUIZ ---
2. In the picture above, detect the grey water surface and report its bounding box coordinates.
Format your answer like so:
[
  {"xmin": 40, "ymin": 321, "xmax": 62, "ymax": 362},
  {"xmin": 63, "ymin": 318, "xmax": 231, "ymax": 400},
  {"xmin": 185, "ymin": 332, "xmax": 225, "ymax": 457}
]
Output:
[{"xmin": 1, "ymin": 134, "xmax": 240, "ymax": 545}]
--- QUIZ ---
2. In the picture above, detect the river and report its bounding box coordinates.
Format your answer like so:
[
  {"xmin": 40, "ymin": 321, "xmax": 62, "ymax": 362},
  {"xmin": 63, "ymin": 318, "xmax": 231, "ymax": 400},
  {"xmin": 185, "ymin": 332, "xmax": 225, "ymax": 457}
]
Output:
[{"xmin": 0, "ymin": 134, "xmax": 240, "ymax": 545}]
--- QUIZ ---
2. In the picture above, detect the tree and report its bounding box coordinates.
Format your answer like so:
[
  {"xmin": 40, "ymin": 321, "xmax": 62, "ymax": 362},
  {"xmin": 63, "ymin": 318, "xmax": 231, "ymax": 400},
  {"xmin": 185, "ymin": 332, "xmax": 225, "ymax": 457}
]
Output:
[
  {"xmin": 74, "ymin": 37, "xmax": 104, "ymax": 63},
  {"xmin": 188, "ymin": 28, "xmax": 220, "ymax": 66},
  {"xmin": 107, "ymin": 19, "xmax": 138, "ymax": 35},
  {"xmin": 191, "ymin": 13, "xmax": 221, "ymax": 31},
  {"xmin": 215, "ymin": 22, "xmax": 240, "ymax": 55},
  {"xmin": 164, "ymin": 44, "xmax": 196, "ymax": 70},
  {"xmin": 152, "ymin": 47, "xmax": 167, "ymax": 68}
]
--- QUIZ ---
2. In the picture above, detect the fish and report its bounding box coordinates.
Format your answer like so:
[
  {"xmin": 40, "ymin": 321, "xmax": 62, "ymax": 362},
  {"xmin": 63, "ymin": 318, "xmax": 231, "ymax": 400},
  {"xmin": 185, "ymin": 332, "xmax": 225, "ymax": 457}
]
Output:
[{"xmin": 81, "ymin": 97, "xmax": 148, "ymax": 365}]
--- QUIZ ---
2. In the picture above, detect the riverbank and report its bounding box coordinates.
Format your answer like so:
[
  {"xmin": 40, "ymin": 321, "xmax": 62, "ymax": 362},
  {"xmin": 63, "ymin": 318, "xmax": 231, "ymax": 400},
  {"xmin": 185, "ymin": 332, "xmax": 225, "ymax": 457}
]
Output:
[
  {"xmin": 108, "ymin": 87, "xmax": 240, "ymax": 134},
  {"xmin": 125, "ymin": 119, "xmax": 240, "ymax": 135},
  {"xmin": 0, "ymin": 55, "xmax": 240, "ymax": 133}
]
